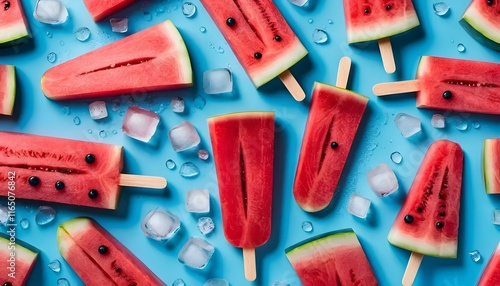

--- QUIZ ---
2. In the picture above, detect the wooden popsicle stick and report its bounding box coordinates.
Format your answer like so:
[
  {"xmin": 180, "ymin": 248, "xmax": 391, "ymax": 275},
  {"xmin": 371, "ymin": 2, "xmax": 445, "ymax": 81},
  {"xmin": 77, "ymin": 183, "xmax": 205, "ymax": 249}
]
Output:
[
  {"xmin": 279, "ymin": 70, "xmax": 306, "ymax": 102},
  {"xmin": 243, "ymin": 248, "xmax": 257, "ymax": 282},
  {"xmin": 373, "ymin": 79, "xmax": 420, "ymax": 96},
  {"xmin": 378, "ymin": 37, "xmax": 396, "ymax": 74},
  {"xmin": 402, "ymin": 252, "xmax": 424, "ymax": 286},
  {"xmin": 336, "ymin": 56, "xmax": 352, "ymax": 89},
  {"xmin": 119, "ymin": 174, "xmax": 167, "ymax": 189}
]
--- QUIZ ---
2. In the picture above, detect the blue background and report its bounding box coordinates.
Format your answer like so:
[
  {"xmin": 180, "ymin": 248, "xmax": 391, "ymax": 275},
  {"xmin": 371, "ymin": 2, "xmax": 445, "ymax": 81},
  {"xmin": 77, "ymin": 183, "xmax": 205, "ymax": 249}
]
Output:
[{"xmin": 1, "ymin": 0, "xmax": 499, "ymax": 285}]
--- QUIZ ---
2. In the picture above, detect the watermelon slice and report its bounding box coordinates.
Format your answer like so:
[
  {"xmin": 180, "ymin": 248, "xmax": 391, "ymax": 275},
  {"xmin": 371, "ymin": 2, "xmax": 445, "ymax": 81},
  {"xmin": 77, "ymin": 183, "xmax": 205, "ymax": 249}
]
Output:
[
  {"xmin": 293, "ymin": 82, "xmax": 369, "ymax": 212},
  {"xmin": 285, "ymin": 229, "xmax": 378, "ymax": 286},
  {"xmin": 0, "ymin": 131, "xmax": 123, "ymax": 209},
  {"xmin": 0, "ymin": 0, "xmax": 31, "ymax": 48},
  {"xmin": 0, "ymin": 65, "xmax": 15, "ymax": 116},
  {"xmin": 57, "ymin": 217, "xmax": 165, "ymax": 285},
  {"xmin": 484, "ymin": 139, "xmax": 500, "ymax": 194},
  {"xmin": 478, "ymin": 242, "xmax": 500, "ymax": 286},
  {"xmin": 83, "ymin": 0, "xmax": 137, "ymax": 22},
  {"xmin": 388, "ymin": 140, "xmax": 464, "ymax": 258},
  {"xmin": 208, "ymin": 112, "xmax": 274, "ymax": 248},
  {"xmin": 0, "ymin": 233, "xmax": 38, "ymax": 286},
  {"xmin": 199, "ymin": 0, "xmax": 308, "ymax": 88},
  {"xmin": 343, "ymin": 0, "xmax": 420, "ymax": 44},
  {"xmin": 41, "ymin": 20, "xmax": 193, "ymax": 100},
  {"xmin": 460, "ymin": 0, "xmax": 500, "ymax": 51}
]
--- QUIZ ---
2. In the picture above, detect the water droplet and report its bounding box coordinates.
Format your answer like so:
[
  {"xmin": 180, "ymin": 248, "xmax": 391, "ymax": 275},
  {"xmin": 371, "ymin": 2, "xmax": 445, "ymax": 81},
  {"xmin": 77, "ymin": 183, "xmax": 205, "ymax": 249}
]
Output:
[
  {"xmin": 99, "ymin": 130, "xmax": 107, "ymax": 138},
  {"xmin": 473, "ymin": 122, "xmax": 480, "ymax": 129},
  {"xmin": 273, "ymin": 281, "xmax": 290, "ymax": 286},
  {"xmin": 308, "ymin": 18, "xmax": 313, "ymax": 24},
  {"xmin": 312, "ymin": 29, "xmax": 328, "ymax": 44},
  {"xmin": 180, "ymin": 162, "xmax": 200, "ymax": 178},
  {"xmin": 469, "ymin": 250, "xmax": 481, "ymax": 262},
  {"xmin": 35, "ymin": 206, "xmax": 56, "ymax": 226},
  {"xmin": 157, "ymin": 6, "xmax": 165, "ymax": 13},
  {"xmin": 166, "ymin": 159, "xmax": 176, "ymax": 170},
  {"xmin": 181, "ymin": 2, "xmax": 196, "ymax": 17},
  {"xmin": 73, "ymin": 116, "xmax": 81, "ymax": 125},
  {"xmin": 46, "ymin": 31, "xmax": 52, "ymax": 38},
  {"xmin": 47, "ymin": 52, "xmax": 57, "ymax": 63},
  {"xmin": 217, "ymin": 46, "xmax": 224, "ymax": 54},
  {"xmin": 457, "ymin": 43, "xmax": 466, "ymax": 53},
  {"xmin": 455, "ymin": 120, "xmax": 468, "ymax": 131},
  {"xmin": 60, "ymin": 41, "xmax": 64, "ymax": 46},
  {"xmin": 62, "ymin": 106, "xmax": 70, "ymax": 115},
  {"xmin": 199, "ymin": 26, "xmax": 207, "ymax": 33},
  {"xmin": 367, "ymin": 142, "xmax": 378, "ymax": 151},
  {"xmin": 451, "ymin": 39, "xmax": 455, "ymax": 43},
  {"xmin": 198, "ymin": 150, "xmax": 209, "ymax": 160},
  {"xmin": 301, "ymin": 221, "xmax": 313, "ymax": 232},
  {"xmin": 57, "ymin": 278, "xmax": 70, "ymax": 286},
  {"xmin": 112, "ymin": 130, "xmax": 118, "ymax": 134},
  {"xmin": 88, "ymin": 129, "xmax": 93, "ymax": 134},
  {"xmin": 328, "ymin": 19, "xmax": 333, "ymax": 24},
  {"xmin": 172, "ymin": 279, "xmax": 186, "ymax": 286},
  {"xmin": 143, "ymin": 11, "xmax": 152, "ymax": 21},
  {"xmin": 20, "ymin": 218, "xmax": 29, "ymax": 229},
  {"xmin": 433, "ymin": 2, "xmax": 450, "ymax": 16},
  {"xmin": 391, "ymin": 152, "xmax": 403, "ymax": 164},
  {"xmin": 74, "ymin": 27, "xmax": 91, "ymax": 42},
  {"xmin": 48, "ymin": 259, "xmax": 61, "ymax": 272},
  {"xmin": 193, "ymin": 95, "xmax": 206, "ymax": 109}
]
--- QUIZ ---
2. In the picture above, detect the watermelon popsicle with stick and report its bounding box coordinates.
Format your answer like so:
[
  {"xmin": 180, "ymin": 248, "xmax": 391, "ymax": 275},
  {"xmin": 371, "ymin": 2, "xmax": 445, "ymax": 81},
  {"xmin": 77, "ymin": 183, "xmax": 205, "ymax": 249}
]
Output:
[
  {"xmin": 373, "ymin": 56, "xmax": 500, "ymax": 115},
  {"xmin": 342, "ymin": 0, "xmax": 420, "ymax": 74},
  {"xmin": 199, "ymin": 0, "xmax": 308, "ymax": 101},
  {"xmin": 387, "ymin": 140, "xmax": 464, "ymax": 285},
  {"xmin": 0, "ymin": 131, "xmax": 167, "ymax": 210},
  {"xmin": 208, "ymin": 112, "xmax": 274, "ymax": 281}
]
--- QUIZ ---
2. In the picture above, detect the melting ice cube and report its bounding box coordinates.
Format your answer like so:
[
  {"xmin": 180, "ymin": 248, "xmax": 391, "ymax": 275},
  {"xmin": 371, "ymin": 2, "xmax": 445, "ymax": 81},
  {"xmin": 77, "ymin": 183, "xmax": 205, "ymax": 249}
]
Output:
[
  {"xmin": 204, "ymin": 279, "xmax": 229, "ymax": 286},
  {"xmin": 170, "ymin": 97, "xmax": 185, "ymax": 113},
  {"xmin": 347, "ymin": 194, "xmax": 371, "ymax": 219},
  {"xmin": 367, "ymin": 163, "xmax": 399, "ymax": 197},
  {"xmin": 197, "ymin": 217, "xmax": 215, "ymax": 235},
  {"xmin": 186, "ymin": 189, "xmax": 210, "ymax": 213},
  {"xmin": 394, "ymin": 113, "xmax": 421, "ymax": 138},
  {"xmin": 169, "ymin": 122, "xmax": 201, "ymax": 152},
  {"xmin": 301, "ymin": 221, "xmax": 313, "ymax": 232},
  {"xmin": 433, "ymin": 2, "xmax": 450, "ymax": 16},
  {"xmin": 203, "ymin": 68, "xmax": 233, "ymax": 95},
  {"xmin": 141, "ymin": 207, "xmax": 180, "ymax": 241},
  {"xmin": 33, "ymin": 0, "xmax": 69, "ymax": 25},
  {"xmin": 469, "ymin": 250, "xmax": 481, "ymax": 262},
  {"xmin": 89, "ymin": 101, "xmax": 108, "ymax": 120},
  {"xmin": 122, "ymin": 106, "xmax": 160, "ymax": 143},
  {"xmin": 431, "ymin": 114, "xmax": 445, "ymax": 128},
  {"xmin": 110, "ymin": 18, "xmax": 129, "ymax": 33},
  {"xmin": 198, "ymin": 149, "xmax": 209, "ymax": 160},
  {"xmin": 35, "ymin": 206, "xmax": 56, "ymax": 225},
  {"xmin": 312, "ymin": 29, "xmax": 328, "ymax": 44},
  {"xmin": 288, "ymin": 0, "xmax": 309, "ymax": 7},
  {"xmin": 0, "ymin": 206, "xmax": 8, "ymax": 226},
  {"xmin": 180, "ymin": 162, "xmax": 200, "ymax": 178},
  {"xmin": 48, "ymin": 259, "xmax": 61, "ymax": 272},
  {"xmin": 178, "ymin": 237, "xmax": 215, "ymax": 269}
]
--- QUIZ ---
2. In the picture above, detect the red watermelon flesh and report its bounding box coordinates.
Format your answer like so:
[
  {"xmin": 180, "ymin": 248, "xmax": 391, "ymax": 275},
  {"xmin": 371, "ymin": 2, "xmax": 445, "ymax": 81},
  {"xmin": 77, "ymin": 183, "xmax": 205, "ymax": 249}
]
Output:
[
  {"xmin": 293, "ymin": 82, "xmax": 369, "ymax": 212},
  {"xmin": 58, "ymin": 217, "xmax": 165, "ymax": 285},
  {"xmin": 0, "ymin": 233, "xmax": 38, "ymax": 286},
  {"xmin": 343, "ymin": 0, "xmax": 420, "ymax": 43},
  {"xmin": 0, "ymin": 131, "xmax": 123, "ymax": 209},
  {"xmin": 41, "ymin": 20, "xmax": 192, "ymax": 100},
  {"xmin": 208, "ymin": 112, "xmax": 274, "ymax": 248},
  {"xmin": 416, "ymin": 56, "xmax": 500, "ymax": 115},
  {"xmin": 0, "ymin": 0, "xmax": 31, "ymax": 48},
  {"xmin": 0, "ymin": 65, "xmax": 15, "ymax": 116},
  {"xmin": 460, "ymin": 0, "xmax": 500, "ymax": 51},
  {"xmin": 285, "ymin": 229, "xmax": 378, "ymax": 286},
  {"xmin": 478, "ymin": 242, "xmax": 500, "ymax": 286},
  {"xmin": 484, "ymin": 139, "xmax": 500, "ymax": 194},
  {"xmin": 199, "ymin": 0, "xmax": 308, "ymax": 88},
  {"xmin": 388, "ymin": 140, "xmax": 464, "ymax": 258},
  {"xmin": 83, "ymin": 0, "xmax": 137, "ymax": 22}
]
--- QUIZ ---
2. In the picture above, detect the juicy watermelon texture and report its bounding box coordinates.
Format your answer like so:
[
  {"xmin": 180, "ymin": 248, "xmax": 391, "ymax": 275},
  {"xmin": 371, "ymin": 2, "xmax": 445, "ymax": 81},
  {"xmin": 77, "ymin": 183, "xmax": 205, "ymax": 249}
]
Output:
[
  {"xmin": 460, "ymin": 0, "xmax": 500, "ymax": 51},
  {"xmin": 0, "ymin": 65, "xmax": 15, "ymax": 116},
  {"xmin": 0, "ymin": 234, "xmax": 38, "ymax": 286},
  {"xmin": 478, "ymin": 242, "xmax": 500, "ymax": 286},
  {"xmin": 83, "ymin": 0, "xmax": 137, "ymax": 21},
  {"xmin": 0, "ymin": 0, "xmax": 31, "ymax": 47},
  {"xmin": 484, "ymin": 139, "xmax": 500, "ymax": 194}
]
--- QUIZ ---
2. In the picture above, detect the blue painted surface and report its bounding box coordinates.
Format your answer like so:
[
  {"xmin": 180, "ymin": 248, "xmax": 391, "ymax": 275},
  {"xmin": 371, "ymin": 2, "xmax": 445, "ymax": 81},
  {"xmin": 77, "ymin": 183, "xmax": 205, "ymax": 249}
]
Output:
[{"xmin": 0, "ymin": 0, "xmax": 499, "ymax": 285}]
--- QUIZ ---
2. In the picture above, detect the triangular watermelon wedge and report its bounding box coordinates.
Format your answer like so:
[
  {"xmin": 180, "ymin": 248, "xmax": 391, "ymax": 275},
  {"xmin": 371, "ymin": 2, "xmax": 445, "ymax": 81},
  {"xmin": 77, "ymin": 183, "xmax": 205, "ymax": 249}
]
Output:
[
  {"xmin": 41, "ymin": 20, "xmax": 193, "ymax": 101},
  {"xmin": 478, "ymin": 242, "xmax": 500, "ymax": 285}
]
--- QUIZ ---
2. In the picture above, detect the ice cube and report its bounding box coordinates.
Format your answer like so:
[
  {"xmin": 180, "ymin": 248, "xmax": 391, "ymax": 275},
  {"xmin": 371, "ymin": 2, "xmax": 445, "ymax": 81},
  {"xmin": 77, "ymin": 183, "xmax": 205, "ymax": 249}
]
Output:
[
  {"xmin": 35, "ymin": 206, "xmax": 56, "ymax": 225},
  {"xmin": 0, "ymin": 206, "xmax": 8, "ymax": 226},
  {"xmin": 169, "ymin": 122, "xmax": 201, "ymax": 152},
  {"xmin": 198, "ymin": 149, "xmax": 209, "ymax": 160},
  {"xmin": 203, "ymin": 68, "xmax": 233, "ymax": 95},
  {"xmin": 48, "ymin": 259, "xmax": 61, "ymax": 272},
  {"xmin": 178, "ymin": 237, "xmax": 215, "ymax": 269},
  {"xmin": 289, "ymin": 0, "xmax": 309, "ymax": 6},
  {"xmin": 312, "ymin": 29, "xmax": 328, "ymax": 44},
  {"xmin": 197, "ymin": 217, "xmax": 215, "ymax": 235},
  {"xmin": 301, "ymin": 221, "xmax": 313, "ymax": 232},
  {"xmin": 33, "ymin": 0, "xmax": 69, "ymax": 25},
  {"xmin": 110, "ymin": 18, "xmax": 129, "ymax": 33},
  {"xmin": 431, "ymin": 114, "xmax": 445, "ymax": 128},
  {"xmin": 122, "ymin": 106, "xmax": 160, "ymax": 143},
  {"xmin": 367, "ymin": 163, "xmax": 399, "ymax": 197},
  {"xmin": 394, "ymin": 113, "xmax": 421, "ymax": 138},
  {"xmin": 204, "ymin": 279, "xmax": 229, "ymax": 286},
  {"xmin": 89, "ymin": 101, "xmax": 108, "ymax": 120},
  {"xmin": 469, "ymin": 250, "xmax": 481, "ymax": 263},
  {"xmin": 74, "ymin": 27, "xmax": 91, "ymax": 42},
  {"xmin": 20, "ymin": 218, "xmax": 30, "ymax": 229},
  {"xmin": 186, "ymin": 189, "xmax": 210, "ymax": 213},
  {"xmin": 170, "ymin": 97, "xmax": 185, "ymax": 113},
  {"xmin": 493, "ymin": 210, "xmax": 500, "ymax": 225},
  {"xmin": 433, "ymin": 2, "xmax": 450, "ymax": 16},
  {"xmin": 141, "ymin": 207, "xmax": 180, "ymax": 241},
  {"xmin": 180, "ymin": 162, "xmax": 200, "ymax": 178},
  {"xmin": 347, "ymin": 194, "xmax": 371, "ymax": 219}
]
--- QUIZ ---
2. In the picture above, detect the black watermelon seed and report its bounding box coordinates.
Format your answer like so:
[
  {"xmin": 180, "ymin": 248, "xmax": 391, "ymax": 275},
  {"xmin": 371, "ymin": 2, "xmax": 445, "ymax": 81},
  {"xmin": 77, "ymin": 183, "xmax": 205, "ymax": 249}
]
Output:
[
  {"xmin": 88, "ymin": 189, "xmax": 99, "ymax": 199},
  {"xmin": 330, "ymin": 142, "xmax": 339, "ymax": 149},
  {"xmin": 254, "ymin": 52, "xmax": 262, "ymax": 59},
  {"xmin": 115, "ymin": 267, "xmax": 122, "ymax": 273},
  {"xmin": 404, "ymin": 215, "xmax": 414, "ymax": 224},
  {"xmin": 226, "ymin": 17, "xmax": 236, "ymax": 27},
  {"xmin": 417, "ymin": 207, "xmax": 423, "ymax": 213},
  {"xmin": 274, "ymin": 35, "xmax": 282, "ymax": 42},
  {"xmin": 98, "ymin": 245, "xmax": 108, "ymax": 254},
  {"xmin": 4, "ymin": 1, "xmax": 10, "ymax": 11},
  {"xmin": 130, "ymin": 283, "xmax": 137, "ymax": 286},
  {"xmin": 85, "ymin": 154, "xmax": 96, "ymax": 164},
  {"xmin": 442, "ymin": 90, "xmax": 453, "ymax": 99},
  {"xmin": 364, "ymin": 7, "xmax": 371, "ymax": 14},
  {"xmin": 55, "ymin": 181, "xmax": 65, "ymax": 190},
  {"xmin": 3, "ymin": 282, "xmax": 12, "ymax": 286},
  {"xmin": 487, "ymin": 0, "xmax": 493, "ymax": 6},
  {"xmin": 439, "ymin": 211, "xmax": 446, "ymax": 217},
  {"xmin": 386, "ymin": 4, "xmax": 392, "ymax": 10},
  {"xmin": 436, "ymin": 221, "xmax": 444, "ymax": 228},
  {"xmin": 28, "ymin": 176, "xmax": 40, "ymax": 186}
]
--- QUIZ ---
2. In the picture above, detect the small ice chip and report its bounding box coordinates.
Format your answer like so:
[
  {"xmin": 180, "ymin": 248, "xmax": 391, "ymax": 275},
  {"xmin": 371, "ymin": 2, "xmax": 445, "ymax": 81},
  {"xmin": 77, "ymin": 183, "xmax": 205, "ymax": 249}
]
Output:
[
  {"xmin": 204, "ymin": 279, "xmax": 229, "ymax": 286},
  {"xmin": 433, "ymin": 2, "xmax": 450, "ymax": 16},
  {"xmin": 0, "ymin": 206, "xmax": 8, "ymax": 226},
  {"xmin": 141, "ymin": 207, "xmax": 180, "ymax": 241},
  {"xmin": 122, "ymin": 106, "xmax": 160, "ymax": 142},
  {"xmin": 48, "ymin": 259, "xmax": 61, "ymax": 272},
  {"xmin": 347, "ymin": 194, "xmax": 371, "ymax": 219},
  {"xmin": 493, "ymin": 210, "xmax": 500, "ymax": 225},
  {"xmin": 169, "ymin": 122, "xmax": 201, "ymax": 152},
  {"xmin": 198, "ymin": 149, "xmax": 209, "ymax": 160},
  {"xmin": 312, "ymin": 29, "xmax": 328, "ymax": 44},
  {"xmin": 197, "ymin": 217, "xmax": 215, "ymax": 235},
  {"xmin": 431, "ymin": 114, "xmax": 445, "ymax": 128},
  {"xmin": 182, "ymin": 2, "xmax": 197, "ymax": 17},
  {"xmin": 455, "ymin": 120, "xmax": 468, "ymax": 131},
  {"xmin": 57, "ymin": 278, "xmax": 70, "ymax": 286},
  {"xmin": 301, "ymin": 221, "xmax": 313, "ymax": 232},
  {"xmin": 34, "ymin": 0, "xmax": 69, "ymax": 24},
  {"xmin": 20, "ymin": 218, "xmax": 30, "ymax": 229},
  {"xmin": 394, "ymin": 113, "xmax": 421, "ymax": 138},
  {"xmin": 367, "ymin": 163, "xmax": 399, "ymax": 197},
  {"xmin": 74, "ymin": 27, "xmax": 91, "ymax": 42},
  {"xmin": 203, "ymin": 68, "xmax": 233, "ymax": 95},
  {"xmin": 178, "ymin": 237, "xmax": 215, "ymax": 269},
  {"xmin": 180, "ymin": 162, "xmax": 200, "ymax": 178},
  {"xmin": 110, "ymin": 18, "xmax": 129, "ymax": 33},
  {"xmin": 35, "ymin": 206, "xmax": 56, "ymax": 225},
  {"xmin": 288, "ymin": 0, "xmax": 309, "ymax": 7},
  {"xmin": 469, "ymin": 250, "xmax": 481, "ymax": 263},
  {"xmin": 186, "ymin": 189, "xmax": 210, "ymax": 213},
  {"xmin": 89, "ymin": 101, "xmax": 108, "ymax": 120},
  {"xmin": 170, "ymin": 97, "xmax": 185, "ymax": 113}
]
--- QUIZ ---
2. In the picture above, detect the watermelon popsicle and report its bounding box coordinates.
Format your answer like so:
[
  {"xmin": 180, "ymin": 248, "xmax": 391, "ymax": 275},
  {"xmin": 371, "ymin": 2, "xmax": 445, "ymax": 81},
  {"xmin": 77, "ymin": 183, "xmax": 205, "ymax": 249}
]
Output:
[
  {"xmin": 343, "ymin": 0, "xmax": 420, "ymax": 73},
  {"xmin": 387, "ymin": 140, "xmax": 463, "ymax": 285},
  {"xmin": 208, "ymin": 112, "xmax": 274, "ymax": 281},
  {"xmin": 373, "ymin": 56, "xmax": 500, "ymax": 115},
  {"xmin": 0, "ymin": 131, "xmax": 167, "ymax": 209},
  {"xmin": 199, "ymin": 0, "xmax": 308, "ymax": 101}
]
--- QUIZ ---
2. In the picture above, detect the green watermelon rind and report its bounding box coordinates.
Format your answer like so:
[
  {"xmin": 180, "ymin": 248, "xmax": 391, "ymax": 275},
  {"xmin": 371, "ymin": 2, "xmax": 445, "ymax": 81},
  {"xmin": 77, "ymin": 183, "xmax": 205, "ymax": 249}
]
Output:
[
  {"xmin": 1, "ymin": 65, "xmax": 16, "ymax": 116},
  {"xmin": 0, "ymin": 232, "xmax": 39, "ymax": 262},
  {"xmin": 285, "ymin": 228, "xmax": 356, "ymax": 255},
  {"xmin": 0, "ymin": 0, "xmax": 32, "ymax": 49},
  {"xmin": 162, "ymin": 20, "xmax": 193, "ymax": 85},
  {"xmin": 387, "ymin": 228, "xmax": 458, "ymax": 258},
  {"xmin": 484, "ymin": 139, "xmax": 500, "ymax": 194},
  {"xmin": 315, "ymin": 81, "xmax": 370, "ymax": 102},
  {"xmin": 460, "ymin": 3, "xmax": 500, "ymax": 52},
  {"xmin": 208, "ymin": 111, "xmax": 275, "ymax": 120}
]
